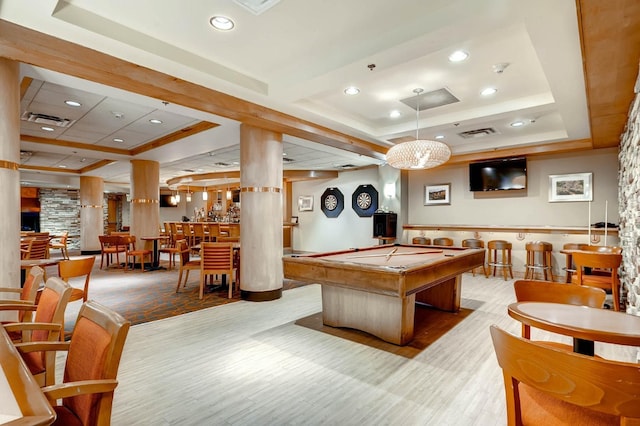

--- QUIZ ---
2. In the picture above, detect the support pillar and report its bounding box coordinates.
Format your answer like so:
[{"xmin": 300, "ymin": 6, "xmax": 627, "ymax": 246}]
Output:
[
  {"xmin": 80, "ymin": 176, "xmax": 104, "ymax": 254},
  {"xmin": 130, "ymin": 160, "xmax": 160, "ymax": 250},
  {"xmin": 239, "ymin": 125, "xmax": 283, "ymax": 301},
  {"xmin": 0, "ymin": 58, "xmax": 20, "ymax": 299}
]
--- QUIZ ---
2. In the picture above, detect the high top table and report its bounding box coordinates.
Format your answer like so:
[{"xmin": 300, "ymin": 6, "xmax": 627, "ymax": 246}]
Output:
[
  {"xmin": 0, "ymin": 326, "xmax": 55, "ymax": 424},
  {"xmin": 508, "ymin": 301, "xmax": 640, "ymax": 356}
]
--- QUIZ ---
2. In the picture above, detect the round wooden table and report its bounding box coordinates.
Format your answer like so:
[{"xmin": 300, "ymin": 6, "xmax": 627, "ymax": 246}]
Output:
[{"xmin": 508, "ymin": 301, "xmax": 640, "ymax": 355}]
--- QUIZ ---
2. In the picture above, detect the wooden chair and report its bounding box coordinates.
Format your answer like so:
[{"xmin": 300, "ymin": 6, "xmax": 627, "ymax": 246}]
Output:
[
  {"xmin": 1, "ymin": 277, "xmax": 72, "ymax": 386},
  {"xmin": 199, "ymin": 242, "xmax": 236, "ymax": 300},
  {"xmin": 0, "ymin": 265, "xmax": 44, "ymax": 323},
  {"xmin": 513, "ymin": 280, "xmax": 606, "ymax": 344},
  {"xmin": 49, "ymin": 231, "xmax": 70, "ymax": 259},
  {"xmin": 192, "ymin": 222, "xmax": 210, "ymax": 245},
  {"xmin": 122, "ymin": 235, "xmax": 152, "ymax": 272},
  {"xmin": 175, "ymin": 239, "xmax": 201, "ymax": 292},
  {"xmin": 206, "ymin": 223, "xmax": 221, "ymax": 242},
  {"xmin": 16, "ymin": 300, "xmax": 131, "ymax": 426},
  {"xmin": 98, "ymin": 235, "xmax": 127, "ymax": 269},
  {"xmin": 571, "ymin": 251, "xmax": 623, "ymax": 311},
  {"xmin": 169, "ymin": 222, "xmax": 184, "ymax": 244},
  {"xmin": 58, "ymin": 256, "xmax": 96, "ymax": 303},
  {"xmin": 158, "ymin": 238, "xmax": 181, "ymax": 270},
  {"xmin": 23, "ymin": 238, "xmax": 50, "ymax": 260},
  {"xmin": 412, "ymin": 237, "xmax": 431, "ymax": 245},
  {"xmin": 490, "ymin": 325, "xmax": 640, "ymax": 425},
  {"xmin": 523, "ymin": 241, "xmax": 553, "ymax": 281},
  {"xmin": 487, "ymin": 240, "xmax": 514, "ymax": 281},
  {"xmin": 227, "ymin": 223, "xmax": 241, "ymax": 238},
  {"xmin": 432, "ymin": 237, "xmax": 453, "ymax": 246}
]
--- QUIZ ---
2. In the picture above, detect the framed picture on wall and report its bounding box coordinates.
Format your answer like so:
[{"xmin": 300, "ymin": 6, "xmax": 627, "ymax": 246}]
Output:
[
  {"xmin": 298, "ymin": 195, "xmax": 314, "ymax": 211},
  {"xmin": 548, "ymin": 173, "xmax": 593, "ymax": 202},
  {"xmin": 424, "ymin": 183, "xmax": 451, "ymax": 206}
]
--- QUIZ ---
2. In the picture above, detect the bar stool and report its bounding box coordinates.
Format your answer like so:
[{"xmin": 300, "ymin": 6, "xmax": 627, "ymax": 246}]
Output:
[
  {"xmin": 433, "ymin": 237, "xmax": 454, "ymax": 246},
  {"xmin": 487, "ymin": 240, "xmax": 513, "ymax": 281},
  {"xmin": 412, "ymin": 237, "xmax": 431, "ymax": 245},
  {"xmin": 462, "ymin": 238, "xmax": 487, "ymax": 277},
  {"xmin": 524, "ymin": 241, "xmax": 553, "ymax": 281}
]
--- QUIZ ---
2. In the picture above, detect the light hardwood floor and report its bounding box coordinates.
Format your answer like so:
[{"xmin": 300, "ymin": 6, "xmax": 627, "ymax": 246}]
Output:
[{"xmin": 57, "ymin": 273, "xmax": 638, "ymax": 425}]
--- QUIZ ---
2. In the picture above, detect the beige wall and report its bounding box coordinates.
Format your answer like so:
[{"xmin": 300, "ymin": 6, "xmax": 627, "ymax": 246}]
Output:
[{"xmin": 408, "ymin": 148, "xmax": 619, "ymax": 227}]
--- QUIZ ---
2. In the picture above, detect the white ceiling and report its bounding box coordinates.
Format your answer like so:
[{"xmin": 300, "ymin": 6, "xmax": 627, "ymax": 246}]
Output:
[{"xmin": 1, "ymin": 0, "xmax": 589, "ymax": 191}]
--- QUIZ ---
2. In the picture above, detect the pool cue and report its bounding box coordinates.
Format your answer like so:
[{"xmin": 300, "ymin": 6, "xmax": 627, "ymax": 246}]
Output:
[{"xmin": 385, "ymin": 247, "xmax": 398, "ymax": 261}]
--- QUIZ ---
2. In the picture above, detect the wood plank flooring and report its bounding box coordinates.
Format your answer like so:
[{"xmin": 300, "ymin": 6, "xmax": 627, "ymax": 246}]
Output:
[{"xmin": 56, "ymin": 273, "xmax": 638, "ymax": 425}]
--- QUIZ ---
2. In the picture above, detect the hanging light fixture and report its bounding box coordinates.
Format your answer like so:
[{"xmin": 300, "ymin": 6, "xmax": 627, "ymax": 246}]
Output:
[
  {"xmin": 175, "ymin": 189, "xmax": 181, "ymax": 203},
  {"xmin": 185, "ymin": 185, "xmax": 192, "ymax": 203},
  {"xmin": 202, "ymin": 187, "xmax": 208, "ymax": 201},
  {"xmin": 386, "ymin": 88, "xmax": 451, "ymax": 170}
]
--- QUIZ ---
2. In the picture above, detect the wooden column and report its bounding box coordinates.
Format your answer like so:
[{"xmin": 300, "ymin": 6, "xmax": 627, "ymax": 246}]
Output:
[
  {"xmin": 80, "ymin": 176, "xmax": 104, "ymax": 253},
  {"xmin": 130, "ymin": 160, "xmax": 159, "ymax": 249},
  {"xmin": 240, "ymin": 125, "xmax": 283, "ymax": 301},
  {"xmin": 0, "ymin": 58, "xmax": 20, "ymax": 300}
]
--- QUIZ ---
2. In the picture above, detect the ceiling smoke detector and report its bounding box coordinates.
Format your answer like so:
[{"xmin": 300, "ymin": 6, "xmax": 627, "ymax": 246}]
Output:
[
  {"xmin": 492, "ymin": 62, "xmax": 510, "ymax": 74},
  {"xmin": 233, "ymin": 0, "xmax": 280, "ymax": 15}
]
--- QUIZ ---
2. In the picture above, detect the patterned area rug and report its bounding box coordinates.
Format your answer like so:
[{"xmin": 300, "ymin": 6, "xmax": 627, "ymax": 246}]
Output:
[{"xmin": 60, "ymin": 254, "xmax": 308, "ymax": 333}]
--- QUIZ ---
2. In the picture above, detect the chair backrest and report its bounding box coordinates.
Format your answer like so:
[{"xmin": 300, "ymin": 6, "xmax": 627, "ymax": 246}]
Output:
[
  {"xmin": 32, "ymin": 277, "xmax": 73, "ymax": 341},
  {"xmin": 579, "ymin": 245, "xmax": 622, "ymax": 254},
  {"xmin": 514, "ymin": 279, "xmax": 606, "ymax": 339},
  {"xmin": 62, "ymin": 300, "xmax": 131, "ymax": 426},
  {"xmin": 201, "ymin": 242, "xmax": 234, "ymax": 274},
  {"xmin": 490, "ymin": 325, "xmax": 640, "ymax": 424},
  {"xmin": 58, "ymin": 256, "xmax": 96, "ymax": 302},
  {"xmin": 433, "ymin": 237, "xmax": 453, "ymax": 246},
  {"xmin": 207, "ymin": 223, "xmax": 221, "ymax": 239},
  {"xmin": 177, "ymin": 239, "xmax": 190, "ymax": 265},
  {"xmin": 573, "ymin": 251, "xmax": 622, "ymax": 280},
  {"xmin": 227, "ymin": 223, "xmax": 241, "ymax": 237},
  {"xmin": 24, "ymin": 239, "xmax": 50, "ymax": 260},
  {"xmin": 20, "ymin": 266, "xmax": 45, "ymax": 321},
  {"xmin": 99, "ymin": 235, "xmax": 124, "ymax": 249}
]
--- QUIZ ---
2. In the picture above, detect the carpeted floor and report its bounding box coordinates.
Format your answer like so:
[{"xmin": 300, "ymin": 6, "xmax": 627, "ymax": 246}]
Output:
[{"xmin": 57, "ymin": 252, "xmax": 306, "ymax": 333}]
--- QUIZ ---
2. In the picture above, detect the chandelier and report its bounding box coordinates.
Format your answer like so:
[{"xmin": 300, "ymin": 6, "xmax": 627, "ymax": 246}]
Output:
[{"xmin": 386, "ymin": 88, "xmax": 451, "ymax": 170}]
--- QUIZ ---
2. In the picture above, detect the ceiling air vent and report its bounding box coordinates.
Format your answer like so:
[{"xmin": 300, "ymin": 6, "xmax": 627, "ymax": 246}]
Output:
[
  {"xmin": 338, "ymin": 164, "xmax": 356, "ymax": 169},
  {"xmin": 21, "ymin": 112, "xmax": 76, "ymax": 128},
  {"xmin": 214, "ymin": 162, "xmax": 232, "ymax": 167},
  {"xmin": 233, "ymin": 0, "xmax": 281, "ymax": 15},
  {"xmin": 400, "ymin": 88, "xmax": 459, "ymax": 111},
  {"xmin": 457, "ymin": 127, "xmax": 499, "ymax": 139},
  {"xmin": 282, "ymin": 157, "xmax": 295, "ymax": 163}
]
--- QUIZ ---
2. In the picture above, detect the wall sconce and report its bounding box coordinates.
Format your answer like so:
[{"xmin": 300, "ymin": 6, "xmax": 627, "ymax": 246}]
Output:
[{"xmin": 384, "ymin": 183, "xmax": 396, "ymax": 199}]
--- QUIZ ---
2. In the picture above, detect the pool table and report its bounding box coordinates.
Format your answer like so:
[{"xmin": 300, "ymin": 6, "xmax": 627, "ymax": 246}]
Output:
[{"xmin": 283, "ymin": 244, "xmax": 485, "ymax": 345}]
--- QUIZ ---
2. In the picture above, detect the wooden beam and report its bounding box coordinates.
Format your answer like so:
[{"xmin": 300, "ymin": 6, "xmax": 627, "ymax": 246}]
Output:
[{"xmin": 130, "ymin": 121, "xmax": 219, "ymax": 155}]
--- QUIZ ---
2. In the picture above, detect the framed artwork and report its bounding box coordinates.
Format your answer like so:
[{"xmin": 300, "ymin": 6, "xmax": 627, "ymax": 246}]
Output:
[
  {"xmin": 548, "ymin": 173, "xmax": 593, "ymax": 202},
  {"xmin": 351, "ymin": 184, "xmax": 378, "ymax": 217},
  {"xmin": 320, "ymin": 187, "xmax": 344, "ymax": 218},
  {"xmin": 424, "ymin": 183, "xmax": 451, "ymax": 206},
  {"xmin": 298, "ymin": 195, "xmax": 314, "ymax": 211}
]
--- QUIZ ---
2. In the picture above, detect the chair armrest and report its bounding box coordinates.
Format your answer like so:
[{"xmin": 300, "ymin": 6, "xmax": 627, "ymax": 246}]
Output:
[
  {"xmin": 15, "ymin": 341, "xmax": 70, "ymax": 354},
  {"xmin": 42, "ymin": 379, "xmax": 118, "ymax": 402},
  {"xmin": 0, "ymin": 303, "xmax": 37, "ymax": 312},
  {"xmin": 4, "ymin": 322, "xmax": 62, "ymax": 334},
  {"xmin": 0, "ymin": 299, "xmax": 33, "ymax": 305},
  {"xmin": 0, "ymin": 287, "xmax": 22, "ymax": 294}
]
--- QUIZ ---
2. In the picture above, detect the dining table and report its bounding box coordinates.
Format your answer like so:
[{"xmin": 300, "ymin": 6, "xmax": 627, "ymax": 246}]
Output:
[
  {"xmin": 508, "ymin": 301, "xmax": 640, "ymax": 356},
  {"xmin": 0, "ymin": 326, "xmax": 56, "ymax": 425}
]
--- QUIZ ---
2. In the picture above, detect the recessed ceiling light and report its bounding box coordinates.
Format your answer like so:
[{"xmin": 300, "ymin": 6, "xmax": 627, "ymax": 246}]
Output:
[
  {"xmin": 41, "ymin": 126, "xmax": 55, "ymax": 132},
  {"xmin": 344, "ymin": 86, "xmax": 360, "ymax": 95},
  {"xmin": 435, "ymin": 135, "xmax": 445, "ymax": 139},
  {"xmin": 64, "ymin": 100, "xmax": 81, "ymax": 107},
  {"xmin": 58, "ymin": 164, "xmax": 67, "ymax": 168},
  {"xmin": 448, "ymin": 50, "xmax": 469, "ymax": 62},
  {"xmin": 510, "ymin": 121, "xmax": 525, "ymax": 127},
  {"xmin": 481, "ymin": 87, "xmax": 497, "ymax": 96},
  {"xmin": 210, "ymin": 15, "xmax": 235, "ymax": 31},
  {"xmin": 149, "ymin": 119, "xmax": 163, "ymax": 124},
  {"xmin": 389, "ymin": 110, "xmax": 401, "ymax": 118},
  {"xmin": 113, "ymin": 138, "xmax": 124, "ymax": 143}
]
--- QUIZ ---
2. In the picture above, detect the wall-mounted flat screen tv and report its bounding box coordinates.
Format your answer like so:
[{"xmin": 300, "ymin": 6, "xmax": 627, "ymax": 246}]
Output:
[
  {"xmin": 160, "ymin": 194, "xmax": 177, "ymax": 207},
  {"xmin": 469, "ymin": 157, "xmax": 527, "ymax": 192}
]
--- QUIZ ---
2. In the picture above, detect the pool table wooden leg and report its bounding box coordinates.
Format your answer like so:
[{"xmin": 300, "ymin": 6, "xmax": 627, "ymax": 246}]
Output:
[
  {"xmin": 415, "ymin": 275, "xmax": 462, "ymax": 312},
  {"xmin": 321, "ymin": 285, "xmax": 416, "ymax": 345}
]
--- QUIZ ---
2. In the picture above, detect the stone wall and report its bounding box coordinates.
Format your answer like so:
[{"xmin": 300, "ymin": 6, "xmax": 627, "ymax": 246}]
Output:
[
  {"xmin": 39, "ymin": 188, "xmax": 81, "ymax": 250},
  {"xmin": 618, "ymin": 70, "xmax": 640, "ymax": 315}
]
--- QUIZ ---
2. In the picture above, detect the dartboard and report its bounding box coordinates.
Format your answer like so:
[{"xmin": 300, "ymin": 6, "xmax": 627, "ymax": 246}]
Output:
[
  {"xmin": 324, "ymin": 194, "xmax": 338, "ymax": 210},
  {"xmin": 356, "ymin": 192, "xmax": 372, "ymax": 209}
]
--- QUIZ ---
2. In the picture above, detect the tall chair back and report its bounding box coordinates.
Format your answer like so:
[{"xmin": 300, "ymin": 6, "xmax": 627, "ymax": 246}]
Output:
[
  {"xmin": 58, "ymin": 256, "xmax": 96, "ymax": 303},
  {"xmin": 490, "ymin": 325, "xmax": 640, "ymax": 425},
  {"xmin": 0, "ymin": 265, "xmax": 44, "ymax": 322},
  {"xmin": 24, "ymin": 238, "xmax": 50, "ymax": 260},
  {"xmin": 199, "ymin": 242, "xmax": 236, "ymax": 300},
  {"xmin": 572, "ymin": 251, "xmax": 622, "ymax": 311}
]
